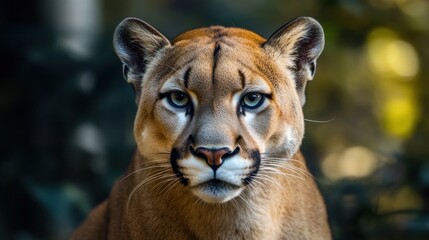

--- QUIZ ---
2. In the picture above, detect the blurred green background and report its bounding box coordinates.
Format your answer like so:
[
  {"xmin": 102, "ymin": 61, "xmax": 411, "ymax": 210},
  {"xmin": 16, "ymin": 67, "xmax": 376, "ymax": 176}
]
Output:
[{"xmin": 1, "ymin": 0, "xmax": 428, "ymax": 239}]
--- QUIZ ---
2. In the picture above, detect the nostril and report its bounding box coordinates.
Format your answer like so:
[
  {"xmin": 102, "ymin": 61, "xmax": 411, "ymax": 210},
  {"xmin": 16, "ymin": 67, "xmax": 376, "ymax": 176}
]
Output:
[
  {"xmin": 189, "ymin": 146, "xmax": 205, "ymax": 159},
  {"xmin": 222, "ymin": 147, "xmax": 240, "ymax": 160}
]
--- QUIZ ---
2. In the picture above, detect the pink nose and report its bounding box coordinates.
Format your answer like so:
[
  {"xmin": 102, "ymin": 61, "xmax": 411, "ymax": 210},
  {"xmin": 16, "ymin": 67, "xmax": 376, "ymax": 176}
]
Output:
[{"xmin": 195, "ymin": 147, "xmax": 231, "ymax": 169}]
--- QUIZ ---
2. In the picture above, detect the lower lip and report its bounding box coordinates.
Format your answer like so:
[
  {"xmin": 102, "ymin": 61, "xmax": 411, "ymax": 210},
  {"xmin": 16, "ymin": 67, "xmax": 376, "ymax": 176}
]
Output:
[{"xmin": 193, "ymin": 179, "xmax": 241, "ymax": 190}]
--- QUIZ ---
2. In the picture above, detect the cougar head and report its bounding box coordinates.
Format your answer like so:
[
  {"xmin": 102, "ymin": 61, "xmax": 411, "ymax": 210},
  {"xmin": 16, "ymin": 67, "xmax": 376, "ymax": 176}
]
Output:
[{"xmin": 113, "ymin": 17, "xmax": 324, "ymax": 203}]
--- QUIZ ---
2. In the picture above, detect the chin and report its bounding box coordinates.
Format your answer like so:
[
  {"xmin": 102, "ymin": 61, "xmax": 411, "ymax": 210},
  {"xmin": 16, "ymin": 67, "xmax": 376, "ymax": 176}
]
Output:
[{"xmin": 190, "ymin": 179, "xmax": 244, "ymax": 203}]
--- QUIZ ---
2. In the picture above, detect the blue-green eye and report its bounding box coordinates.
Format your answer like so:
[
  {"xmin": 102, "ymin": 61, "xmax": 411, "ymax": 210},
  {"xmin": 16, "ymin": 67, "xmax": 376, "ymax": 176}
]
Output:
[
  {"xmin": 167, "ymin": 91, "xmax": 190, "ymax": 108},
  {"xmin": 241, "ymin": 92, "xmax": 265, "ymax": 109}
]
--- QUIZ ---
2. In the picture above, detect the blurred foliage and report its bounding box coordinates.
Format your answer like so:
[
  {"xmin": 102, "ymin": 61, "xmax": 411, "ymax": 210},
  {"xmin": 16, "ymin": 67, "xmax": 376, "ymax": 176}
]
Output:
[{"xmin": 1, "ymin": 0, "xmax": 429, "ymax": 239}]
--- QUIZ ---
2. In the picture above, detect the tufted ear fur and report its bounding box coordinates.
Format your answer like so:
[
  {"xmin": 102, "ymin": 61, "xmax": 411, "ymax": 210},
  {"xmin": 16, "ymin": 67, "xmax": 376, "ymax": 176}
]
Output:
[
  {"xmin": 113, "ymin": 18, "xmax": 170, "ymax": 103},
  {"xmin": 263, "ymin": 17, "xmax": 324, "ymax": 105}
]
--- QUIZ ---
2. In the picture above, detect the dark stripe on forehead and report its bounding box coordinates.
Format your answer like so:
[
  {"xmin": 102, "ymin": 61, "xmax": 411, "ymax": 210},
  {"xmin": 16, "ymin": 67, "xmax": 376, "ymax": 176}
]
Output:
[
  {"xmin": 183, "ymin": 67, "xmax": 191, "ymax": 88},
  {"xmin": 151, "ymin": 55, "xmax": 198, "ymax": 88},
  {"xmin": 212, "ymin": 43, "xmax": 221, "ymax": 85},
  {"xmin": 212, "ymin": 27, "xmax": 227, "ymax": 39},
  {"xmin": 238, "ymin": 70, "xmax": 246, "ymax": 89},
  {"xmin": 213, "ymin": 44, "xmax": 221, "ymax": 62}
]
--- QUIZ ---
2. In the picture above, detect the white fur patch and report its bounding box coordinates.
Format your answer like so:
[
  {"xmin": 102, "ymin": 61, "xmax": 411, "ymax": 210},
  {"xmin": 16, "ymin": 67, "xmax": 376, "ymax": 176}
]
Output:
[
  {"xmin": 180, "ymin": 156, "xmax": 213, "ymax": 184},
  {"xmin": 284, "ymin": 125, "xmax": 299, "ymax": 157},
  {"xmin": 191, "ymin": 185, "xmax": 242, "ymax": 204},
  {"xmin": 216, "ymin": 155, "xmax": 252, "ymax": 185},
  {"xmin": 179, "ymin": 154, "xmax": 252, "ymax": 203}
]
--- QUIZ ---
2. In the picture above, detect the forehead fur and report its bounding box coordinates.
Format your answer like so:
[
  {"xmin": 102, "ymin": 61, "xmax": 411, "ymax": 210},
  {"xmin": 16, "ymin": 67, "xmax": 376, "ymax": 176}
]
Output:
[
  {"xmin": 139, "ymin": 25, "xmax": 298, "ymax": 120},
  {"xmin": 172, "ymin": 26, "xmax": 266, "ymax": 46}
]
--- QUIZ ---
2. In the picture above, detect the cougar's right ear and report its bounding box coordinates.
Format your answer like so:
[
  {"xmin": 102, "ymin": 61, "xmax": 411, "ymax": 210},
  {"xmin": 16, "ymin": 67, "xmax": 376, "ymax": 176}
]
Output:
[{"xmin": 113, "ymin": 18, "xmax": 170, "ymax": 101}]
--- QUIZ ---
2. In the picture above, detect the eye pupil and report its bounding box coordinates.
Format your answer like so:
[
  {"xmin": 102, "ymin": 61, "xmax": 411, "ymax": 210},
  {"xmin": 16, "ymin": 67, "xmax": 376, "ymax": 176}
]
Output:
[
  {"xmin": 174, "ymin": 93, "xmax": 185, "ymax": 101},
  {"xmin": 242, "ymin": 92, "xmax": 263, "ymax": 109},
  {"xmin": 168, "ymin": 91, "xmax": 189, "ymax": 108},
  {"xmin": 248, "ymin": 93, "xmax": 259, "ymax": 102}
]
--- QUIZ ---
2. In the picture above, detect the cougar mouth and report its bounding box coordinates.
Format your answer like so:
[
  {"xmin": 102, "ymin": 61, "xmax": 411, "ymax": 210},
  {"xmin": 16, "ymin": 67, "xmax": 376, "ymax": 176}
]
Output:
[
  {"xmin": 193, "ymin": 179, "xmax": 241, "ymax": 191},
  {"xmin": 170, "ymin": 147, "xmax": 261, "ymax": 203},
  {"xmin": 191, "ymin": 179, "xmax": 243, "ymax": 203}
]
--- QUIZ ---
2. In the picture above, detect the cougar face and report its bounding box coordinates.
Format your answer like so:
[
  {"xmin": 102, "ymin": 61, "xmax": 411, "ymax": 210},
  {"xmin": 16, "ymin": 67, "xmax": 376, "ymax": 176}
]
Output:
[
  {"xmin": 166, "ymin": 45, "xmax": 270, "ymax": 203},
  {"xmin": 114, "ymin": 18, "xmax": 324, "ymax": 204}
]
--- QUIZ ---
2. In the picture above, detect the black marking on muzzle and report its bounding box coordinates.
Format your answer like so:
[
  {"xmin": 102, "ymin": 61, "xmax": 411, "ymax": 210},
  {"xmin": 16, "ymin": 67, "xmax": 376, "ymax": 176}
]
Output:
[
  {"xmin": 243, "ymin": 150, "xmax": 261, "ymax": 185},
  {"xmin": 188, "ymin": 135, "xmax": 195, "ymax": 145},
  {"xmin": 170, "ymin": 148, "xmax": 188, "ymax": 185}
]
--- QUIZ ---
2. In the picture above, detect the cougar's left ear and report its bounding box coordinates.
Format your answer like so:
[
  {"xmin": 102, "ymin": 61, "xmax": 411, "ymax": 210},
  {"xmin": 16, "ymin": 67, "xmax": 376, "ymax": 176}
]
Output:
[
  {"xmin": 113, "ymin": 18, "xmax": 171, "ymax": 103},
  {"xmin": 263, "ymin": 17, "xmax": 324, "ymax": 105}
]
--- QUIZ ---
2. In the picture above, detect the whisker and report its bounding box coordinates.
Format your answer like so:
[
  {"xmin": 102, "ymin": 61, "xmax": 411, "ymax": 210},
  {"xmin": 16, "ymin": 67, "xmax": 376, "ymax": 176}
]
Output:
[
  {"xmin": 159, "ymin": 177, "xmax": 180, "ymax": 194},
  {"xmin": 163, "ymin": 64, "xmax": 181, "ymax": 75},
  {"xmin": 121, "ymin": 165, "xmax": 171, "ymax": 182},
  {"xmin": 251, "ymin": 172, "xmax": 283, "ymax": 189},
  {"xmin": 144, "ymin": 152, "xmax": 171, "ymax": 157},
  {"xmin": 304, "ymin": 117, "xmax": 336, "ymax": 123},
  {"xmin": 259, "ymin": 165, "xmax": 307, "ymax": 182},
  {"xmin": 121, "ymin": 164, "xmax": 171, "ymax": 181},
  {"xmin": 284, "ymin": 175, "xmax": 295, "ymax": 196},
  {"xmin": 127, "ymin": 169, "xmax": 174, "ymax": 212},
  {"xmin": 265, "ymin": 162, "xmax": 319, "ymax": 182},
  {"xmin": 139, "ymin": 158, "xmax": 170, "ymax": 164},
  {"xmin": 260, "ymin": 164, "xmax": 309, "ymax": 181},
  {"xmin": 191, "ymin": 195, "xmax": 204, "ymax": 208},
  {"xmin": 230, "ymin": 198, "xmax": 241, "ymax": 212},
  {"xmin": 237, "ymin": 194, "xmax": 252, "ymax": 206},
  {"xmin": 261, "ymin": 157, "xmax": 319, "ymax": 182},
  {"xmin": 132, "ymin": 159, "xmax": 170, "ymax": 168},
  {"xmin": 262, "ymin": 158, "xmax": 307, "ymax": 168}
]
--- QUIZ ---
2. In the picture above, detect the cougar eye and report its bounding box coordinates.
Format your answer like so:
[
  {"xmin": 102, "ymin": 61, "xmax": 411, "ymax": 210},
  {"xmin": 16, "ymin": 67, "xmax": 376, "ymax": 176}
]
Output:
[
  {"xmin": 241, "ymin": 92, "xmax": 265, "ymax": 109},
  {"xmin": 167, "ymin": 91, "xmax": 190, "ymax": 108}
]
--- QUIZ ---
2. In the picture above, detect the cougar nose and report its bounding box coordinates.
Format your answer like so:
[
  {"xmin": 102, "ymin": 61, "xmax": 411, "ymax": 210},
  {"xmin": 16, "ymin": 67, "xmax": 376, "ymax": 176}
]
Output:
[{"xmin": 191, "ymin": 147, "xmax": 239, "ymax": 171}]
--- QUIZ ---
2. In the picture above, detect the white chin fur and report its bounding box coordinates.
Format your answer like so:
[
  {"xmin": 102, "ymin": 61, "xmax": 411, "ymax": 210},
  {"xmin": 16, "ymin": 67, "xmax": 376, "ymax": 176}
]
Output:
[{"xmin": 191, "ymin": 186, "xmax": 243, "ymax": 204}]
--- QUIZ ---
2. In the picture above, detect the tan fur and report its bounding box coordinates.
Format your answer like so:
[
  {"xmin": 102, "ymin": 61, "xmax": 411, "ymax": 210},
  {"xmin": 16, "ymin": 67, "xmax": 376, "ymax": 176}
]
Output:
[{"xmin": 71, "ymin": 17, "xmax": 331, "ymax": 239}]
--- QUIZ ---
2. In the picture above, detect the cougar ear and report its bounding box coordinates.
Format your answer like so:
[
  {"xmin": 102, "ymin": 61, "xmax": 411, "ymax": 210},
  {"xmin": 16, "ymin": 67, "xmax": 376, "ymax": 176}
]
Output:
[
  {"xmin": 113, "ymin": 18, "xmax": 170, "ymax": 102},
  {"xmin": 263, "ymin": 17, "xmax": 324, "ymax": 105}
]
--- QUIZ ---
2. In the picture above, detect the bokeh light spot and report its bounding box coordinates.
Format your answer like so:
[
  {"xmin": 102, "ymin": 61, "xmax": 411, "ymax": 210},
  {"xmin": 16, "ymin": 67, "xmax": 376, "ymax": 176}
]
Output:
[
  {"xmin": 366, "ymin": 28, "xmax": 419, "ymax": 79},
  {"xmin": 322, "ymin": 146, "xmax": 379, "ymax": 180},
  {"xmin": 396, "ymin": 0, "xmax": 429, "ymax": 17},
  {"xmin": 386, "ymin": 40, "xmax": 419, "ymax": 77},
  {"xmin": 381, "ymin": 96, "xmax": 419, "ymax": 139},
  {"xmin": 339, "ymin": 147, "xmax": 378, "ymax": 178}
]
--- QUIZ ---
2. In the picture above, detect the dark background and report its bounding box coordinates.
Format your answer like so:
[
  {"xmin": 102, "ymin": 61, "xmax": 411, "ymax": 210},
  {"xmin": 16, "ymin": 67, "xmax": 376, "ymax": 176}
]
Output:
[{"xmin": 1, "ymin": 0, "xmax": 428, "ymax": 239}]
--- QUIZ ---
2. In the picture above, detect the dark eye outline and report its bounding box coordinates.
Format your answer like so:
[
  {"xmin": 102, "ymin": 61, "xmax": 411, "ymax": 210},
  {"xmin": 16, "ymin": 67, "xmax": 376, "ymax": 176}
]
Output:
[
  {"xmin": 163, "ymin": 91, "xmax": 190, "ymax": 108},
  {"xmin": 241, "ymin": 92, "xmax": 266, "ymax": 109},
  {"xmin": 159, "ymin": 91, "xmax": 193, "ymax": 117},
  {"xmin": 238, "ymin": 92, "xmax": 271, "ymax": 115}
]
